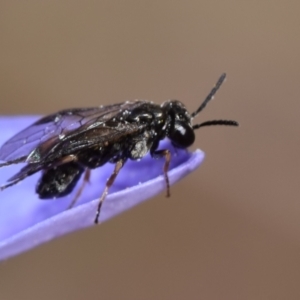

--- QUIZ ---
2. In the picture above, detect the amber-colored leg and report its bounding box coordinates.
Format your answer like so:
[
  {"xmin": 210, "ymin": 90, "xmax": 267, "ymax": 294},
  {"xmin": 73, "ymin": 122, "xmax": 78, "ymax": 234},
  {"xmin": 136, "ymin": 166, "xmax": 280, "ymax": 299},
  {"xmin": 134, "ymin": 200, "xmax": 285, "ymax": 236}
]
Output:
[
  {"xmin": 153, "ymin": 149, "xmax": 171, "ymax": 197},
  {"xmin": 68, "ymin": 169, "xmax": 91, "ymax": 209},
  {"xmin": 94, "ymin": 159, "xmax": 124, "ymax": 224}
]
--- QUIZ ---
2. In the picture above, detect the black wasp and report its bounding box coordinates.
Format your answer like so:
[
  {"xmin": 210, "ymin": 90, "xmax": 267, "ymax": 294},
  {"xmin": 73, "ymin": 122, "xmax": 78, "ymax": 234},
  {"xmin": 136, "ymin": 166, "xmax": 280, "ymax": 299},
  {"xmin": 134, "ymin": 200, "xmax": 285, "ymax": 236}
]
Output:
[{"xmin": 0, "ymin": 73, "xmax": 238, "ymax": 224}]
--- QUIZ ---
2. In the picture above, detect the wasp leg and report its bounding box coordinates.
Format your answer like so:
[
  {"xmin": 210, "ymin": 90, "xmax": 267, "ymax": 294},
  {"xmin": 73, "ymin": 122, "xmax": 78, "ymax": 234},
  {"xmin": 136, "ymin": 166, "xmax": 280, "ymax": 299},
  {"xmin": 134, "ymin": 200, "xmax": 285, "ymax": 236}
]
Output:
[
  {"xmin": 0, "ymin": 156, "xmax": 27, "ymax": 168},
  {"xmin": 0, "ymin": 164, "xmax": 43, "ymax": 191},
  {"xmin": 0, "ymin": 172, "xmax": 37, "ymax": 190},
  {"xmin": 1, "ymin": 154, "xmax": 79, "ymax": 192},
  {"xmin": 68, "ymin": 169, "xmax": 91, "ymax": 209},
  {"xmin": 152, "ymin": 149, "xmax": 171, "ymax": 197},
  {"xmin": 94, "ymin": 159, "xmax": 125, "ymax": 224},
  {"xmin": 52, "ymin": 154, "xmax": 78, "ymax": 166}
]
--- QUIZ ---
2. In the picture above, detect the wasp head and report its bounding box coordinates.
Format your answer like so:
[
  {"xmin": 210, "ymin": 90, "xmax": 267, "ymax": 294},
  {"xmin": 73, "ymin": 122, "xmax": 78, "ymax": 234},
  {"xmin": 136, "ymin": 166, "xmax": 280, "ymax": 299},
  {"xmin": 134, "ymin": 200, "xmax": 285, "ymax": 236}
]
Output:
[
  {"xmin": 162, "ymin": 100, "xmax": 195, "ymax": 149},
  {"xmin": 161, "ymin": 73, "xmax": 239, "ymax": 149}
]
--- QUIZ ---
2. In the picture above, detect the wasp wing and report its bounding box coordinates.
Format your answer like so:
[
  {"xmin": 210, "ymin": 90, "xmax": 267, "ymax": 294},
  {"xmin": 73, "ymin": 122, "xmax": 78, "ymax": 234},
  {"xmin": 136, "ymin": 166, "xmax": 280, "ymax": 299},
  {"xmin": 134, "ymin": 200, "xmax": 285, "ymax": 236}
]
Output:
[
  {"xmin": 30, "ymin": 120, "xmax": 144, "ymax": 164},
  {"xmin": 2, "ymin": 120, "xmax": 143, "ymax": 190},
  {"xmin": 0, "ymin": 101, "xmax": 146, "ymax": 164}
]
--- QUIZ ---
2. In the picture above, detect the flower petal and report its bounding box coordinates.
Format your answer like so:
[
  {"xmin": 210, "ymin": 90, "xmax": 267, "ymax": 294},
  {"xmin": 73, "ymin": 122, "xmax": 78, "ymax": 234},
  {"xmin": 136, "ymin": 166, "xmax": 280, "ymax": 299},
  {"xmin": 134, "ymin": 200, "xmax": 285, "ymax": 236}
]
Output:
[{"xmin": 0, "ymin": 116, "xmax": 204, "ymax": 260}]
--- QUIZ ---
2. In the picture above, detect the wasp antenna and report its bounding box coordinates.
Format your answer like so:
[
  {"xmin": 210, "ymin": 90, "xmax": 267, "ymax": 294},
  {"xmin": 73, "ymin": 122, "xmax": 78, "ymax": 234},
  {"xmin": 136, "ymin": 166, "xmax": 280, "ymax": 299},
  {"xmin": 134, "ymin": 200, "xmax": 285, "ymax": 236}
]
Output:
[
  {"xmin": 191, "ymin": 73, "xmax": 227, "ymax": 119},
  {"xmin": 192, "ymin": 119, "xmax": 239, "ymax": 130}
]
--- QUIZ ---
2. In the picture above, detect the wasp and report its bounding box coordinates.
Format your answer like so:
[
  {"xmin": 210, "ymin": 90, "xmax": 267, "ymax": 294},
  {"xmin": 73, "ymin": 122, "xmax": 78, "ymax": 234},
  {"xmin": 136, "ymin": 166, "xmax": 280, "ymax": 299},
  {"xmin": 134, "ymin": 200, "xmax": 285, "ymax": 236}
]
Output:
[{"xmin": 0, "ymin": 73, "xmax": 238, "ymax": 223}]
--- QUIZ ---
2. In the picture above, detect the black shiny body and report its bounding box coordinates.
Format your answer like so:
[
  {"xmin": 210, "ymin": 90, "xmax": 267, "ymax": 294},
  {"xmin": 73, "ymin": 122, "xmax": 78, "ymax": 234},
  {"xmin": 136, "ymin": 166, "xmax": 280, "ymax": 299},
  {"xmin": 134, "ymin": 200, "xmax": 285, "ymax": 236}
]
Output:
[
  {"xmin": 0, "ymin": 100, "xmax": 195, "ymax": 196},
  {"xmin": 0, "ymin": 73, "xmax": 238, "ymax": 223}
]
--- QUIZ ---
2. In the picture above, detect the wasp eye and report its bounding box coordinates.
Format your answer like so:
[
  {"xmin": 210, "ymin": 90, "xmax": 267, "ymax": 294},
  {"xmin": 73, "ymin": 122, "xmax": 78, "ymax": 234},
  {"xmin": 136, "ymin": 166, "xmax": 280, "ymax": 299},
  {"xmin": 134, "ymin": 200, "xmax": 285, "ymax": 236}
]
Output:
[{"xmin": 169, "ymin": 121, "xmax": 195, "ymax": 148}]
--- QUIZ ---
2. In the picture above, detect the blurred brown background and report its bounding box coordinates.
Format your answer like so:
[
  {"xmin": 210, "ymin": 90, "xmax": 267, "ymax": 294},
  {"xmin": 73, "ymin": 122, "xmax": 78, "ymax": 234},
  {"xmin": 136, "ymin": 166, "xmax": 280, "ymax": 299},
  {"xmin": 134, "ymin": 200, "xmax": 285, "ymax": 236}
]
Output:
[{"xmin": 1, "ymin": 1, "xmax": 300, "ymax": 299}]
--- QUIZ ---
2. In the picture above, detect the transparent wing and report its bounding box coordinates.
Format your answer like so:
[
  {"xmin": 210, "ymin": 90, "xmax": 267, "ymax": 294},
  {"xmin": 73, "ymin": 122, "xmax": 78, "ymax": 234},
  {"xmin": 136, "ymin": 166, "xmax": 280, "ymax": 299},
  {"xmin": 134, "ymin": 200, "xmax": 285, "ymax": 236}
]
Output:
[
  {"xmin": 30, "ymin": 119, "xmax": 144, "ymax": 164},
  {"xmin": 0, "ymin": 101, "xmax": 146, "ymax": 164}
]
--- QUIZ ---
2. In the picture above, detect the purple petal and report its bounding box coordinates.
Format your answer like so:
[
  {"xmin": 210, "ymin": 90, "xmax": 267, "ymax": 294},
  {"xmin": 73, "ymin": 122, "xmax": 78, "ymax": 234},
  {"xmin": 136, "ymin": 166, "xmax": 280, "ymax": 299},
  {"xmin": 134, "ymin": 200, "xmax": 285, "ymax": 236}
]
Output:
[{"xmin": 0, "ymin": 116, "xmax": 204, "ymax": 261}]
